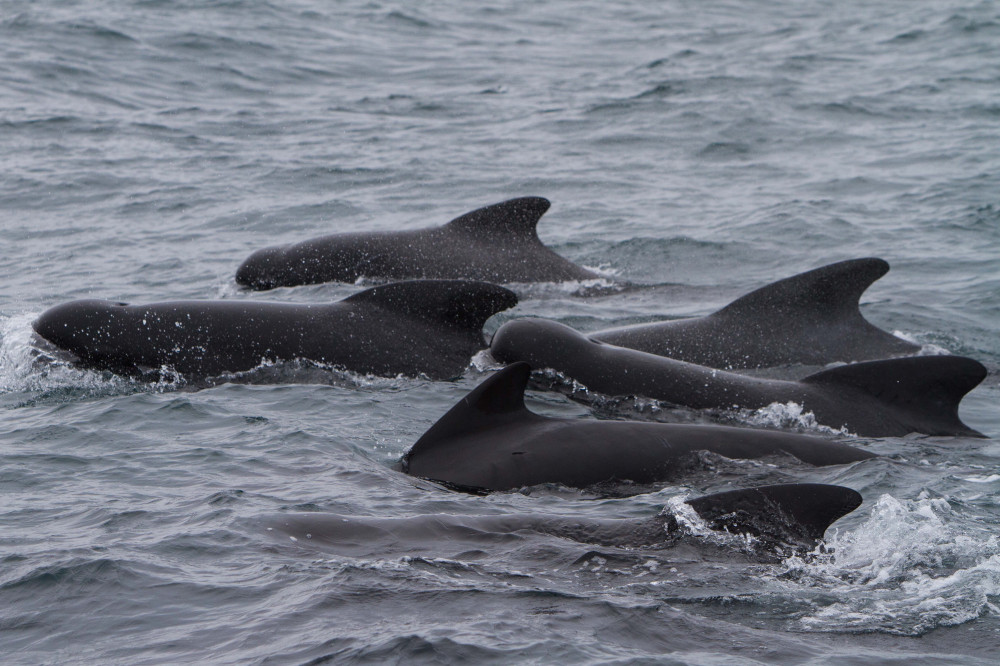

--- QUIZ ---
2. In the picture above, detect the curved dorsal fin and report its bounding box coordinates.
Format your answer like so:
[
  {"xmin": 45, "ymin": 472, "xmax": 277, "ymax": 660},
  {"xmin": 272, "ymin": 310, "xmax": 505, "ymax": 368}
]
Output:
[
  {"xmin": 801, "ymin": 355, "xmax": 987, "ymax": 437},
  {"xmin": 715, "ymin": 258, "xmax": 889, "ymax": 319},
  {"xmin": 405, "ymin": 363, "xmax": 532, "ymax": 461},
  {"xmin": 686, "ymin": 483, "xmax": 862, "ymax": 544},
  {"xmin": 344, "ymin": 280, "xmax": 518, "ymax": 332},
  {"xmin": 444, "ymin": 197, "xmax": 551, "ymax": 241}
]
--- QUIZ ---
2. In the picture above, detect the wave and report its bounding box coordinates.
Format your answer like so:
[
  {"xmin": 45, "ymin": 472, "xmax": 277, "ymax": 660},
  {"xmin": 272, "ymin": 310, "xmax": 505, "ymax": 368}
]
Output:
[{"xmin": 773, "ymin": 494, "xmax": 1000, "ymax": 635}]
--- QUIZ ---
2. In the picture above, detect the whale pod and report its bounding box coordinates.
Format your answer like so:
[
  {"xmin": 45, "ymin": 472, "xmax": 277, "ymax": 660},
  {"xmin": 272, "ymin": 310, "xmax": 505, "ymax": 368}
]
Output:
[
  {"xmin": 235, "ymin": 197, "xmax": 598, "ymax": 290},
  {"xmin": 490, "ymin": 319, "xmax": 986, "ymax": 438},
  {"xmin": 592, "ymin": 258, "xmax": 920, "ymax": 368},
  {"xmin": 32, "ymin": 280, "xmax": 517, "ymax": 380},
  {"xmin": 402, "ymin": 362, "xmax": 875, "ymax": 492}
]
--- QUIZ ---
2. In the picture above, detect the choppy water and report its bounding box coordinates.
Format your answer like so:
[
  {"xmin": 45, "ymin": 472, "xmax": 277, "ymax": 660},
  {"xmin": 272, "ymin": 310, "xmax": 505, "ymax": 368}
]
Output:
[{"xmin": 2, "ymin": 0, "xmax": 999, "ymax": 663}]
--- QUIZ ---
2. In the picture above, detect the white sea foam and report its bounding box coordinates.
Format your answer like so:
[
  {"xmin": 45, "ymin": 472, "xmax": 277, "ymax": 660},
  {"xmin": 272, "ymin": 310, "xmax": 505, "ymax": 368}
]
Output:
[
  {"xmin": 918, "ymin": 343, "xmax": 952, "ymax": 356},
  {"xmin": 1, "ymin": 313, "xmax": 407, "ymax": 396},
  {"xmin": 507, "ymin": 277, "xmax": 623, "ymax": 299},
  {"xmin": 0, "ymin": 313, "xmax": 40, "ymax": 391},
  {"xmin": 892, "ymin": 329, "xmax": 950, "ymax": 356},
  {"xmin": 218, "ymin": 358, "xmax": 411, "ymax": 390},
  {"xmin": 0, "ymin": 312, "xmax": 148, "ymax": 396},
  {"xmin": 662, "ymin": 494, "xmax": 760, "ymax": 551},
  {"xmin": 959, "ymin": 474, "xmax": 1000, "ymax": 484},
  {"xmin": 582, "ymin": 263, "xmax": 619, "ymax": 279},
  {"xmin": 741, "ymin": 401, "xmax": 850, "ymax": 436},
  {"xmin": 469, "ymin": 349, "xmax": 504, "ymax": 373},
  {"xmin": 773, "ymin": 494, "xmax": 1000, "ymax": 635}
]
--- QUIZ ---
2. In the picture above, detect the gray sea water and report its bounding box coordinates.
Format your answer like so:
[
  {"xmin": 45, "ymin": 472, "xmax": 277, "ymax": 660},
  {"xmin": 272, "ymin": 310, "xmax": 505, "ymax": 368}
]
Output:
[{"xmin": 2, "ymin": 0, "xmax": 1000, "ymax": 663}]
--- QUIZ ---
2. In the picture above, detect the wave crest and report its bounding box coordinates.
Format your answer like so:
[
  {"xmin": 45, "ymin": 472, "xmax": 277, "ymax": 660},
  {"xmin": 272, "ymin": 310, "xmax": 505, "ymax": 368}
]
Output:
[{"xmin": 774, "ymin": 493, "xmax": 1000, "ymax": 635}]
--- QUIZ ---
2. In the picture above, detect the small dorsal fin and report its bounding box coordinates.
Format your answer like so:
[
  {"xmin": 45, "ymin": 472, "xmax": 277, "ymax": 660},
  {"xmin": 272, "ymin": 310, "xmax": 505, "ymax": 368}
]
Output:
[
  {"xmin": 802, "ymin": 355, "xmax": 987, "ymax": 437},
  {"xmin": 404, "ymin": 363, "xmax": 533, "ymax": 461},
  {"xmin": 444, "ymin": 197, "xmax": 551, "ymax": 241},
  {"xmin": 686, "ymin": 483, "xmax": 862, "ymax": 544},
  {"xmin": 715, "ymin": 258, "xmax": 889, "ymax": 318},
  {"xmin": 345, "ymin": 280, "xmax": 518, "ymax": 332}
]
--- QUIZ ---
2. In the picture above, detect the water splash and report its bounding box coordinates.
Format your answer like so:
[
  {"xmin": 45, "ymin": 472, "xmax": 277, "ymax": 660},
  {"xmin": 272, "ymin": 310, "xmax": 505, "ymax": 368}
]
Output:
[
  {"xmin": 0, "ymin": 312, "xmax": 157, "ymax": 401},
  {"xmin": 469, "ymin": 349, "xmax": 503, "ymax": 373},
  {"xmin": 741, "ymin": 401, "xmax": 850, "ymax": 436},
  {"xmin": 892, "ymin": 329, "xmax": 950, "ymax": 356},
  {"xmin": 0, "ymin": 313, "xmax": 41, "ymax": 391},
  {"xmin": 663, "ymin": 493, "xmax": 761, "ymax": 551},
  {"xmin": 508, "ymin": 277, "xmax": 624, "ymax": 299},
  {"xmin": 1, "ymin": 313, "xmax": 408, "ymax": 402},
  {"xmin": 773, "ymin": 493, "xmax": 1000, "ymax": 635},
  {"xmin": 213, "ymin": 358, "xmax": 410, "ymax": 390}
]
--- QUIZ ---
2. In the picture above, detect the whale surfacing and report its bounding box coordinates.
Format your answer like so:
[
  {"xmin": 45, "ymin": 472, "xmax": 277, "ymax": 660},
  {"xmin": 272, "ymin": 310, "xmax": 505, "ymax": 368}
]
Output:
[
  {"xmin": 592, "ymin": 258, "xmax": 920, "ymax": 368},
  {"xmin": 235, "ymin": 197, "xmax": 598, "ymax": 290},
  {"xmin": 270, "ymin": 483, "xmax": 863, "ymax": 556},
  {"xmin": 402, "ymin": 362, "xmax": 874, "ymax": 492},
  {"xmin": 32, "ymin": 280, "xmax": 517, "ymax": 381},
  {"xmin": 490, "ymin": 319, "xmax": 986, "ymax": 438}
]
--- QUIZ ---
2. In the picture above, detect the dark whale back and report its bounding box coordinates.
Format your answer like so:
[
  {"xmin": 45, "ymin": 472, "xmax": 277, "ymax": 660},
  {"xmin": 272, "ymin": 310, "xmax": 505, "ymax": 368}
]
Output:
[
  {"xmin": 592, "ymin": 258, "xmax": 920, "ymax": 368},
  {"xmin": 405, "ymin": 361, "xmax": 539, "ymax": 463},
  {"xmin": 490, "ymin": 318, "xmax": 985, "ymax": 437},
  {"xmin": 403, "ymin": 362, "xmax": 875, "ymax": 492},
  {"xmin": 33, "ymin": 280, "xmax": 517, "ymax": 380},
  {"xmin": 342, "ymin": 280, "xmax": 517, "ymax": 334},
  {"xmin": 800, "ymin": 355, "xmax": 987, "ymax": 438},
  {"xmin": 268, "ymin": 483, "xmax": 863, "ymax": 557},
  {"xmin": 235, "ymin": 197, "xmax": 598, "ymax": 289},
  {"xmin": 687, "ymin": 483, "xmax": 863, "ymax": 546}
]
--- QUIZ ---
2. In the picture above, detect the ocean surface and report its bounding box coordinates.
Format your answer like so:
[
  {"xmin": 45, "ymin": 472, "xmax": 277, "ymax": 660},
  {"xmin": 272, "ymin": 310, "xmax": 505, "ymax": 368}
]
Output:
[{"xmin": 2, "ymin": 0, "xmax": 999, "ymax": 663}]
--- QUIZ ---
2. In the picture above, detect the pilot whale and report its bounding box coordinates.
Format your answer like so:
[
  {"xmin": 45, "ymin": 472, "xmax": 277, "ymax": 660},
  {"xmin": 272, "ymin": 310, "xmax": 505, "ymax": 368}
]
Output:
[
  {"xmin": 402, "ymin": 362, "xmax": 874, "ymax": 492},
  {"xmin": 490, "ymin": 319, "xmax": 986, "ymax": 438},
  {"xmin": 270, "ymin": 483, "xmax": 863, "ymax": 557},
  {"xmin": 32, "ymin": 280, "xmax": 517, "ymax": 381},
  {"xmin": 235, "ymin": 197, "xmax": 599, "ymax": 290},
  {"xmin": 592, "ymin": 258, "xmax": 920, "ymax": 368}
]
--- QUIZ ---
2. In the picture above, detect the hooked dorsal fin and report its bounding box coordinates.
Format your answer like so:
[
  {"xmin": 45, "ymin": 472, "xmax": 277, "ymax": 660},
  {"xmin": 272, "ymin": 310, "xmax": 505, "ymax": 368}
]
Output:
[
  {"xmin": 802, "ymin": 355, "xmax": 987, "ymax": 437},
  {"xmin": 715, "ymin": 258, "xmax": 890, "ymax": 319},
  {"xmin": 345, "ymin": 280, "xmax": 518, "ymax": 332},
  {"xmin": 405, "ymin": 363, "xmax": 533, "ymax": 461},
  {"xmin": 686, "ymin": 483, "xmax": 862, "ymax": 545},
  {"xmin": 444, "ymin": 197, "xmax": 551, "ymax": 241}
]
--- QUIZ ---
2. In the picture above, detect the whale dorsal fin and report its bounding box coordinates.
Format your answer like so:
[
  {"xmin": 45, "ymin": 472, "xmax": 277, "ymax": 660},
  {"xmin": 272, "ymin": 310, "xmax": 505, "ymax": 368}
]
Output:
[
  {"xmin": 444, "ymin": 197, "xmax": 551, "ymax": 241},
  {"xmin": 686, "ymin": 483, "xmax": 862, "ymax": 544},
  {"xmin": 802, "ymin": 355, "xmax": 987, "ymax": 437},
  {"xmin": 405, "ymin": 363, "xmax": 533, "ymax": 460},
  {"xmin": 345, "ymin": 280, "xmax": 518, "ymax": 332},
  {"xmin": 715, "ymin": 258, "xmax": 890, "ymax": 320}
]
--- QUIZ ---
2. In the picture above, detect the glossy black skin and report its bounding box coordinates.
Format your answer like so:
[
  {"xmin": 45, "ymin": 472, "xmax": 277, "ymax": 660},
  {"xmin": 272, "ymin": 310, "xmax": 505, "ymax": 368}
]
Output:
[
  {"xmin": 32, "ymin": 280, "xmax": 517, "ymax": 381},
  {"xmin": 591, "ymin": 258, "xmax": 920, "ymax": 369},
  {"xmin": 490, "ymin": 319, "xmax": 986, "ymax": 438},
  {"xmin": 268, "ymin": 484, "xmax": 863, "ymax": 557},
  {"xmin": 402, "ymin": 363, "xmax": 875, "ymax": 492},
  {"xmin": 235, "ymin": 197, "xmax": 598, "ymax": 290}
]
